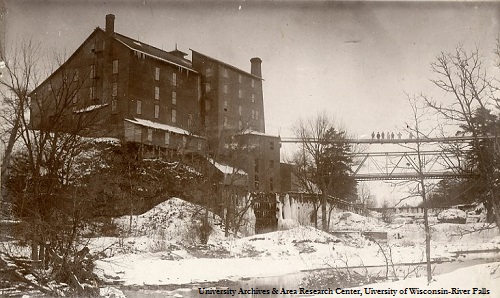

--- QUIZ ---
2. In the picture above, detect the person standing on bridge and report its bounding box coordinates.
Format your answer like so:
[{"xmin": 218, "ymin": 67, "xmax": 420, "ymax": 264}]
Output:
[
  {"xmin": 372, "ymin": 132, "xmax": 375, "ymax": 139},
  {"xmin": 397, "ymin": 132, "xmax": 402, "ymax": 139},
  {"xmin": 376, "ymin": 132, "xmax": 380, "ymax": 140},
  {"xmin": 381, "ymin": 132, "xmax": 385, "ymax": 139},
  {"xmin": 391, "ymin": 132, "xmax": 395, "ymax": 139}
]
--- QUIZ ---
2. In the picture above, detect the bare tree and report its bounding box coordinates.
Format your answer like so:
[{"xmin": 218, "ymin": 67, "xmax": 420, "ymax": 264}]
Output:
[
  {"xmin": 293, "ymin": 112, "xmax": 356, "ymax": 231},
  {"xmin": 405, "ymin": 96, "xmax": 435, "ymax": 283},
  {"xmin": 425, "ymin": 45, "xmax": 500, "ymax": 229},
  {"xmin": 0, "ymin": 38, "xmax": 107, "ymax": 294},
  {"xmin": 358, "ymin": 182, "xmax": 376, "ymax": 216}
]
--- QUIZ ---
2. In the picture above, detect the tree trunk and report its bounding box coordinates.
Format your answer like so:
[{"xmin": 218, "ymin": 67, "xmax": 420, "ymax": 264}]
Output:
[
  {"xmin": 1, "ymin": 114, "xmax": 21, "ymax": 215},
  {"xmin": 420, "ymin": 177, "xmax": 432, "ymax": 283},
  {"xmin": 321, "ymin": 194, "xmax": 327, "ymax": 231},
  {"xmin": 31, "ymin": 241, "xmax": 39, "ymax": 261},
  {"xmin": 312, "ymin": 201, "xmax": 318, "ymax": 229},
  {"xmin": 224, "ymin": 191, "xmax": 230, "ymax": 237}
]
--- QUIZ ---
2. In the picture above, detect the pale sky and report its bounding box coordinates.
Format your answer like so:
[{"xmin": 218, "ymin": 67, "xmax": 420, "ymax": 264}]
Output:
[
  {"xmin": 3, "ymin": 1, "xmax": 500, "ymax": 204},
  {"xmin": 4, "ymin": 0, "xmax": 500, "ymax": 137}
]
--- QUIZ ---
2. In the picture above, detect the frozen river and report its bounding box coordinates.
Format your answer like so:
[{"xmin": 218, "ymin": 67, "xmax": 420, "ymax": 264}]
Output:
[{"xmin": 122, "ymin": 252, "xmax": 500, "ymax": 298}]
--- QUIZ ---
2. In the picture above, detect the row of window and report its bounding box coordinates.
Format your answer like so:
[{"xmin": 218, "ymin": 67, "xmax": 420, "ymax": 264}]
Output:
[
  {"xmin": 154, "ymin": 86, "xmax": 177, "ymax": 104},
  {"xmin": 143, "ymin": 129, "xmax": 202, "ymax": 151},
  {"xmin": 155, "ymin": 66, "xmax": 177, "ymax": 86},
  {"xmin": 254, "ymin": 176, "xmax": 274, "ymax": 191},
  {"xmin": 204, "ymin": 82, "xmax": 256, "ymax": 103},
  {"xmin": 255, "ymin": 159, "xmax": 275, "ymax": 173},
  {"xmin": 135, "ymin": 100, "xmax": 192, "ymax": 125},
  {"xmin": 205, "ymin": 67, "xmax": 256, "ymax": 88},
  {"xmin": 222, "ymin": 117, "xmax": 261, "ymax": 131}
]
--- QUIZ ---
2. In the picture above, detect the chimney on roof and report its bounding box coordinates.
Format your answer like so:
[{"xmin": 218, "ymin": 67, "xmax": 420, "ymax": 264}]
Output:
[
  {"xmin": 250, "ymin": 57, "xmax": 262, "ymax": 78},
  {"xmin": 105, "ymin": 14, "xmax": 115, "ymax": 35}
]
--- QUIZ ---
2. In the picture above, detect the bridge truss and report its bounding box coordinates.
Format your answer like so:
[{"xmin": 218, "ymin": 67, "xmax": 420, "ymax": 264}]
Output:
[{"xmin": 281, "ymin": 136, "xmax": 481, "ymax": 181}]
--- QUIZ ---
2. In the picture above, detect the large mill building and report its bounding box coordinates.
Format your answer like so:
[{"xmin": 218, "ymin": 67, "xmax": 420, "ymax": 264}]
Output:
[{"xmin": 30, "ymin": 14, "xmax": 281, "ymax": 192}]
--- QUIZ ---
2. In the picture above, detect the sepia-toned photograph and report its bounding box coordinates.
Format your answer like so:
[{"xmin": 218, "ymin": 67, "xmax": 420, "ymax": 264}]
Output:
[{"xmin": 0, "ymin": 1, "xmax": 499, "ymax": 297}]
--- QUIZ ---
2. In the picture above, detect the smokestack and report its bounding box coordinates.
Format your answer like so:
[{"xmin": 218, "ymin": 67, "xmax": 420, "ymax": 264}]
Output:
[
  {"xmin": 105, "ymin": 14, "xmax": 115, "ymax": 35},
  {"xmin": 250, "ymin": 57, "xmax": 262, "ymax": 78}
]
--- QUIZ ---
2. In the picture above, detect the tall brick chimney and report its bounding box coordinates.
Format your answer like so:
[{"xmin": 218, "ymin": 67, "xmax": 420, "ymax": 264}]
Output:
[
  {"xmin": 105, "ymin": 14, "xmax": 115, "ymax": 35},
  {"xmin": 250, "ymin": 57, "xmax": 262, "ymax": 78}
]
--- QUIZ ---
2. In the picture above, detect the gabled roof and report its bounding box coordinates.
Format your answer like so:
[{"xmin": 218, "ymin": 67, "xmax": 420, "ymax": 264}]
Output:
[
  {"xmin": 237, "ymin": 129, "xmax": 280, "ymax": 139},
  {"xmin": 190, "ymin": 49, "xmax": 263, "ymax": 80},
  {"xmin": 112, "ymin": 31, "xmax": 196, "ymax": 73},
  {"xmin": 208, "ymin": 158, "xmax": 247, "ymax": 176}
]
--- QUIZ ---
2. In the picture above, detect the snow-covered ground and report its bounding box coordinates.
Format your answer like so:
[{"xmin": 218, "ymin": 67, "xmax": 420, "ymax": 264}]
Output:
[
  {"xmin": 344, "ymin": 261, "xmax": 500, "ymax": 298},
  {"xmin": 91, "ymin": 198, "xmax": 500, "ymax": 296}
]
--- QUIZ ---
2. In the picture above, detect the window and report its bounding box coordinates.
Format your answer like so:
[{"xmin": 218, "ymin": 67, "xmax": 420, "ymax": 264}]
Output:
[
  {"xmin": 155, "ymin": 86, "xmax": 160, "ymax": 100},
  {"xmin": 112, "ymin": 60, "xmax": 119, "ymax": 74},
  {"xmin": 197, "ymin": 141, "xmax": 202, "ymax": 151},
  {"xmin": 206, "ymin": 67, "xmax": 212, "ymax": 77},
  {"xmin": 238, "ymin": 74, "xmax": 242, "ymax": 83},
  {"xmin": 251, "ymin": 94, "xmax": 255, "ymax": 103},
  {"xmin": 255, "ymin": 159, "xmax": 259, "ymax": 173},
  {"xmin": 171, "ymin": 109, "xmax": 176, "ymax": 123},
  {"xmin": 155, "ymin": 67, "xmax": 160, "ymax": 81},
  {"xmin": 90, "ymin": 64, "xmax": 95, "ymax": 79},
  {"xmin": 165, "ymin": 132, "xmax": 170, "ymax": 145},
  {"xmin": 47, "ymin": 84, "xmax": 52, "ymax": 92},
  {"xmin": 270, "ymin": 141, "xmax": 274, "ymax": 150},
  {"xmin": 222, "ymin": 68, "xmax": 228, "ymax": 78},
  {"xmin": 251, "ymin": 109, "xmax": 255, "ymax": 119},
  {"xmin": 224, "ymin": 100, "xmax": 228, "ymax": 111},
  {"xmin": 182, "ymin": 136, "xmax": 187, "ymax": 147},
  {"xmin": 255, "ymin": 110, "xmax": 259, "ymax": 120},
  {"xmin": 154, "ymin": 104, "xmax": 159, "ymax": 118},
  {"xmin": 223, "ymin": 116, "xmax": 228, "ymax": 127},
  {"xmin": 136, "ymin": 100, "xmax": 142, "ymax": 114},
  {"xmin": 111, "ymin": 99, "xmax": 117, "ymax": 114},
  {"xmin": 73, "ymin": 69, "xmax": 79, "ymax": 81},
  {"xmin": 223, "ymin": 84, "xmax": 228, "ymax": 94},
  {"xmin": 270, "ymin": 178, "xmax": 274, "ymax": 191},
  {"xmin": 112, "ymin": 82, "xmax": 118, "ymax": 97},
  {"xmin": 205, "ymin": 100, "xmax": 211, "ymax": 111},
  {"xmin": 89, "ymin": 87, "xmax": 95, "ymax": 100},
  {"xmin": 172, "ymin": 91, "xmax": 176, "ymax": 105},
  {"xmin": 269, "ymin": 160, "xmax": 274, "ymax": 169},
  {"xmin": 188, "ymin": 114, "xmax": 193, "ymax": 128},
  {"xmin": 238, "ymin": 105, "xmax": 242, "ymax": 116},
  {"xmin": 238, "ymin": 120, "xmax": 243, "ymax": 130},
  {"xmin": 254, "ymin": 175, "xmax": 259, "ymax": 189},
  {"xmin": 238, "ymin": 89, "xmax": 242, "ymax": 99},
  {"xmin": 172, "ymin": 72, "xmax": 177, "ymax": 86},
  {"xmin": 147, "ymin": 128, "xmax": 153, "ymax": 142},
  {"xmin": 205, "ymin": 82, "xmax": 211, "ymax": 93},
  {"xmin": 251, "ymin": 79, "xmax": 255, "ymax": 88}
]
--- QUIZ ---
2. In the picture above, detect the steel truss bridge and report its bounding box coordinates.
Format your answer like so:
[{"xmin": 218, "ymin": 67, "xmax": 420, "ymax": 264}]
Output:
[{"xmin": 280, "ymin": 136, "xmax": 486, "ymax": 181}]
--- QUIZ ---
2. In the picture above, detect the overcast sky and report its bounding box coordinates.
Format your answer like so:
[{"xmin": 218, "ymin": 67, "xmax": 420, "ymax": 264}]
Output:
[
  {"xmin": 3, "ymin": 1, "xmax": 500, "ymax": 204},
  {"xmin": 4, "ymin": 0, "xmax": 500, "ymax": 138}
]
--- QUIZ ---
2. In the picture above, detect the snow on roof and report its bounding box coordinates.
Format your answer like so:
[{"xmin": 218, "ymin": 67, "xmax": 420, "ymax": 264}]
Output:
[
  {"xmin": 208, "ymin": 158, "xmax": 247, "ymax": 175},
  {"xmin": 190, "ymin": 49, "xmax": 262, "ymax": 80},
  {"xmin": 238, "ymin": 129, "xmax": 280, "ymax": 139},
  {"xmin": 74, "ymin": 103, "xmax": 108, "ymax": 114},
  {"xmin": 125, "ymin": 118, "xmax": 203, "ymax": 138},
  {"xmin": 113, "ymin": 33, "xmax": 196, "ymax": 73}
]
